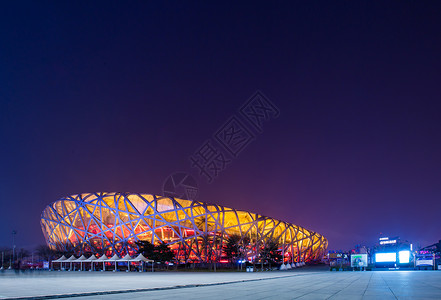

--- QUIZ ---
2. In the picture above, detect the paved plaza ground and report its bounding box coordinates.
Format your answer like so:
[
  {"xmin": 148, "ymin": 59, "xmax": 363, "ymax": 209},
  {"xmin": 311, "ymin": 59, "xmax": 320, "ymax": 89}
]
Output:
[{"xmin": 1, "ymin": 267, "xmax": 441, "ymax": 299}]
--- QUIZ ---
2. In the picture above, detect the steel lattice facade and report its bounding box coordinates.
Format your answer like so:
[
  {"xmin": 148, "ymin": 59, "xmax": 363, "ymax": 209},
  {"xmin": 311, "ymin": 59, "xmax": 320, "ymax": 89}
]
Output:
[{"xmin": 41, "ymin": 192, "xmax": 327, "ymax": 263}]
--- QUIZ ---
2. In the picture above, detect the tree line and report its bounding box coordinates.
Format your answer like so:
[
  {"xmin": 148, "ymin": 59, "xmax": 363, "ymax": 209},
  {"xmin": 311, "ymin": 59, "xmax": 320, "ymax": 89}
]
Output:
[{"xmin": 3, "ymin": 233, "xmax": 285, "ymax": 271}]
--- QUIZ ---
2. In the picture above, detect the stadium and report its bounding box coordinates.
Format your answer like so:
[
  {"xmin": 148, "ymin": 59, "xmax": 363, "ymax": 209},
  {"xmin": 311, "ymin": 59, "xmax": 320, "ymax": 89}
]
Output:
[{"xmin": 41, "ymin": 192, "xmax": 327, "ymax": 264}]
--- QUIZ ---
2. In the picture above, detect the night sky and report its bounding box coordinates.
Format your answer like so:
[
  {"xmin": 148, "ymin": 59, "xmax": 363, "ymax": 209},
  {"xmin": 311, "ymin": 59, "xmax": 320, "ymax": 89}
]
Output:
[{"xmin": 1, "ymin": 1, "xmax": 441, "ymax": 251}]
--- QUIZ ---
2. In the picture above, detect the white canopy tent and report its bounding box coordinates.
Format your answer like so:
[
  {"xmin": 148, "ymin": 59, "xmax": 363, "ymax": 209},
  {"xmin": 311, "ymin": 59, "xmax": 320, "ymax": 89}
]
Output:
[
  {"xmin": 107, "ymin": 254, "xmax": 121, "ymax": 272},
  {"xmin": 85, "ymin": 254, "xmax": 98, "ymax": 271},
  {"xmin": 119, "ymin": 254, "xmax": 132, "ymax": 272},
  {"xmin": 52, "ymin": 255, "xmax": 67, "ymax": 270},
  {"xmin": 65, "ymin": 255, "xmax": 77, "ymax": 271},
  {"xmin": 96, "ymin": 254, "xmax": 109, "ymax": 271},
  {"xmin": 131, "ymin": 253, "xmax": 152, "ymax": 262},
  {"xmin": 130, "ymin": 254, "xmax": 154, "ymax": 272},
  {"xmin": 120, "ymin": 254, "xmax": 131, "ymax": 260},
  {"xmin": 74, "ymin": 255, "xmax": 88, "ymax": 271},
  {"xmin": 50, "ymin": 253, "xmax": 154, "ymax": 272},
  {"xmin": 52, "ymin": 255, "xmax": 67, "ymax": 262}
]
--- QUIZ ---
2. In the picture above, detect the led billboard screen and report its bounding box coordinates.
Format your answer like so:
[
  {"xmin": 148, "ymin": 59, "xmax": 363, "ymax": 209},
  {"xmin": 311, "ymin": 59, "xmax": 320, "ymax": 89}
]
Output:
[
  {"xmin": 375, "ymin": 253, "xmax": 396, "ymax": 262},
  {"xmin": 398, "ymin": 251, "xmax": 410, "ymax": 264}
]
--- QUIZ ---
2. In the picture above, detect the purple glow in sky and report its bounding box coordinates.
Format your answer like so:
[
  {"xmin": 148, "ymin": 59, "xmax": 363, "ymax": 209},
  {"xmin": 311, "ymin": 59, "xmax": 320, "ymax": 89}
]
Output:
[{"xmin": 0, "ymin": 1, "xmax": 440, "ymax": 251}]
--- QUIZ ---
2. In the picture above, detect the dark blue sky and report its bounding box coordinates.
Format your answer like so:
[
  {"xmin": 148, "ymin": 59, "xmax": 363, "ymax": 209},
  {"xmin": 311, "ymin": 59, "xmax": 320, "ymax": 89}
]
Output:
[{"xmin": 1, "ymin": 1, "xmax": 440, "ymax": 251}]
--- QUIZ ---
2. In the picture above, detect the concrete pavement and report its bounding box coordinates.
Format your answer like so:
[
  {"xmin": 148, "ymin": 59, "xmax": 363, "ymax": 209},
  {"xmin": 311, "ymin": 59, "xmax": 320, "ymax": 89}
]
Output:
[{"xmin": 1, "ymin": 268, "xmax": 441, "ymax": 299}]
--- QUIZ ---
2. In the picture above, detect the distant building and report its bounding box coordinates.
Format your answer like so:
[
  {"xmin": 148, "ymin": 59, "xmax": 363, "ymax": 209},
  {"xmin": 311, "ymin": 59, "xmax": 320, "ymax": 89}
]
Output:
[{"xmin": 373, "ymin": 236, "xmax": 412, "ymax": 268}]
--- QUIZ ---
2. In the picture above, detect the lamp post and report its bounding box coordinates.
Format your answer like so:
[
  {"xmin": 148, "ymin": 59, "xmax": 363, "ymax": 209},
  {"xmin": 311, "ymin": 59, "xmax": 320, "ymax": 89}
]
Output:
[
  {"xmin": 31, "ymin": 251, "xmax": 37, "ymax": 269},
  {"xmin": 1, "ymin": 251, "xmax": 3, "ymax": 270},
  {"xmin": 12, "ymin": 230, "xmax": 17, "ymax": 265}
]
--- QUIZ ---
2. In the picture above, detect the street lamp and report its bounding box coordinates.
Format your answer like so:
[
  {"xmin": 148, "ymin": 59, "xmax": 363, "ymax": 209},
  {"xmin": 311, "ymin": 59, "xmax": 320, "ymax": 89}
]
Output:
[
  {"xmin": 31, "ymin": 251, "xmax": 37, "ymax": 269},
  {"xmin": 12, "ymin": 230, "xmax": 17, "ymax": 264}
]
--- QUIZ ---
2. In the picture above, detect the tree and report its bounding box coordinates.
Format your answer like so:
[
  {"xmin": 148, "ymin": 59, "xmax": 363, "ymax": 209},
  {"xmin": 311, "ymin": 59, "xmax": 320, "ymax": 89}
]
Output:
[
  {"xmin": 198, "ymin": 233, "xmax": 223, "ymax": 271},
  {"xmin": 210, "ymin": 234, "xmax": 222, "ymax": 272},
  {"xmin": 135, "ymin": 240, "xmax": 155, "ymax": 260},
  {"xmin": 154, "ymin": 242, "xmax": 175, "ymax": 264},
  {"xmin": 259, "ymin": 238, "xmax": 282, "ymax": 270},
  {"xmin": 136, "ymin": 240, "xmax": 175, "ymax": 265},
  {"xmin": 178, "ymin": 239, "xmax": 196, "ymax": 267},
  {"xmin": 223, "ymin": 234, "xmax": 241, "ymax": 264},
  {"xmin": 17, "ymin": 248, "xmax": 29, "ymax": 261},
  {"xmin": 240, "ymin": 235, "xmax": 251, "ymax": 259},
  {"xmin": 178, "ymin": 242, "xmax": 189, "ymax": 265},
  {"xmin": 35, "ymin": 245, "xmax": 58, "ymax": 261},
  {"xmin": 199, "ymin": 234, "xmax": 210, "ymax": 264}
]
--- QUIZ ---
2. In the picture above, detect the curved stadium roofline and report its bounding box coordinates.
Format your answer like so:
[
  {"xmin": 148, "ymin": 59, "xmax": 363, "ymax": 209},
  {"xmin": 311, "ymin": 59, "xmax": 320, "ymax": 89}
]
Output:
[{"xmin": 41, "ymin": 192, "xmax": 327, "ymax": 263}]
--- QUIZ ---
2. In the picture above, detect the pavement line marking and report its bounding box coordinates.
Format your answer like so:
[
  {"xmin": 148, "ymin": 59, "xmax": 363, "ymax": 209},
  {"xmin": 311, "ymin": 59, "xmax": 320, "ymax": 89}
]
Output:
[
  {"xmin": 1, "ymin": 272, "xmax": 322, "ymax": 300},
  {"xmin": 379, "ymin": 272, "xmax": 398, "ymax": 300},
  {"xmin": 361, "ymin": 272, "xmax": 373, "ymax": 297}
]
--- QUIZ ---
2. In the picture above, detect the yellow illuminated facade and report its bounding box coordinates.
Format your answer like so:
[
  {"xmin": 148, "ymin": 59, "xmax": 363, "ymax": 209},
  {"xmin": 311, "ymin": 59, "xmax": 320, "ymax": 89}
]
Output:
[{"xmin": 41, "ymin": 192, "xmax": 327, "ymax": 263}]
